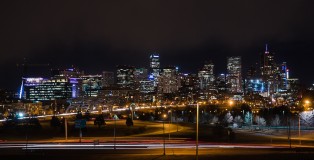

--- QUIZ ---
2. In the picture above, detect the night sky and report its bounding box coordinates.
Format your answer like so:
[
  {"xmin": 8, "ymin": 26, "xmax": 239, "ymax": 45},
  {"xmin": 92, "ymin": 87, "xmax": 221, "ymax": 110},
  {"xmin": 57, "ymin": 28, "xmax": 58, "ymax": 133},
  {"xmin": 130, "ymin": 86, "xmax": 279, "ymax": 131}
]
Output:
[{"xmin": 1, "ymin": 0, "xmax": 314, "ymax": 91}]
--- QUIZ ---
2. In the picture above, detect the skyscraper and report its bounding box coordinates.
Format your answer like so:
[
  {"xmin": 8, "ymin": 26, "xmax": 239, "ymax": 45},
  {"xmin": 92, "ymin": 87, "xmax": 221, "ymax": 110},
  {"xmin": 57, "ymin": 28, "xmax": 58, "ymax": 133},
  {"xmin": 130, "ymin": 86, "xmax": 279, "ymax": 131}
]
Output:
[
  {"xmin": 261, "ymin": 44, "xmax": 275, "ymax": 79},
  {"xmin": 23, "ymin": 77, "xmax": 75, "ymax": 101},
  {"xmin": 116, "ymin": 65, "xmax": 135, "ymax": 89},
  {"xmin": 198, "ymin": 61, "xmax": 215, "ymax": 90},
  {"xmin": 158, "ymin": 66, "xmax": 180, "ymax": 94},
  {"xmin": 102, "ymin": 71, "xmax": 114, "ymax": 87},
  {"xmin": 149, "ymin": 53, "xmax": 161, "ymax": 86},
  {"xmin": 20, "ymin": 68, "xmax": 81, "ymax": 101},
  {"xmin": 279, "ymin": 62, "xmax": 289, "ymax": 91},
  {"xmin": 227, "ymin": 56, "xmax": 242, "ymax": 93},
  {"xmin": 260, "ymin": 44, "xmax": 280, "ymax": 96},
  {"xmin": 134, "ymin": 67, "xmax": 149, "ymax": 91},
  {"xmin": 81, "ymin": 74, "xmax": 103, "ymax": 97}
]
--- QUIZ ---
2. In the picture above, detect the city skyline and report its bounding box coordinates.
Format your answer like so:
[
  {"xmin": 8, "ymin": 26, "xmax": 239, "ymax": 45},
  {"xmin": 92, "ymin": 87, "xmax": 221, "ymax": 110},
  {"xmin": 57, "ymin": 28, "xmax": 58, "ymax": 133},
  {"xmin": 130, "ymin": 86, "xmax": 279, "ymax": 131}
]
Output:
[
  {"xmin": 0, "ymin": 45, "xmax": 307, "ymax": 91},
  {"xmin": 1, "ymin": 2, "xmax": 314, "ymax": 159}
]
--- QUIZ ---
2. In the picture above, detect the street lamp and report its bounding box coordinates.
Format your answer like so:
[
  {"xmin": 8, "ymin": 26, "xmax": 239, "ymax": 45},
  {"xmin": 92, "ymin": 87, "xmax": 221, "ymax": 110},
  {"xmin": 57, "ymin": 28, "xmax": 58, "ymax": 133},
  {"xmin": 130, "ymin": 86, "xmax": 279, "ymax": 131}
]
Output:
[
  {"xmin": 196, "ymin": 102, "xmax": 199, "ymax": 160},
  {"xmin": 229, "ymin": 100, "xmax": 234, "ymax": 107},
  {"xmin": 298, "ymin": 111, "xmax": 301, "ymax": 145},
  {"xmin": 113, "ymin": 114, "xmax": 117, "ymax": 150},
  {"xmin": 168, "ymin": 110, "xmax": 172, "ymax": 140},
  {"xmin": 304, "ymin": 100, "xmax": 311, "ymax": 110},
  {"xmin": 162, "ymin": 114, "xmax": 167, "ymax": 156}
]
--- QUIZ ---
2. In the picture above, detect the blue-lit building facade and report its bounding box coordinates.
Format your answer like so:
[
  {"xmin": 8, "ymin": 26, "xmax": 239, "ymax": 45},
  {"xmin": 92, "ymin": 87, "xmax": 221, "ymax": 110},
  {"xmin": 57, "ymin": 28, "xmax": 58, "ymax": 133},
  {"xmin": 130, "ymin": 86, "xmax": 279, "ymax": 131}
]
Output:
[
  {"xmin": 81, "ymin": 75, "xmax": 103, "ymax": 97},
  {"xmin": 22, "ymin": 77, "xmax": 78, "ymax": 101},
  {"xmin": 19, "ymin": 68, "xmax": 81, "ymax": 101},
  {"xmin": 149, "ymin": 54, "xmax": 161, "ymax": 87}
]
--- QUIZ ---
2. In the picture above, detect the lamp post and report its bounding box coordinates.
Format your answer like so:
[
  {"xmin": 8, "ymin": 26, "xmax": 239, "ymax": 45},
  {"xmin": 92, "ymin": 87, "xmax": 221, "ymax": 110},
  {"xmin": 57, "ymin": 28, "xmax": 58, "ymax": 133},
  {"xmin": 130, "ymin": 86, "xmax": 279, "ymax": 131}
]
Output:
[
  {"xmin": 114, "ymin": 114, "xmax": 116, "ymax": 150},
  {"xmin": 299, "ymin": 112, "xmax": 301, "ymax": 145},
  {"xmin": 168, "ymin": 110, "xmax": 172, "ymax": 140},
  {"xmin": 176, "ymin": 106, "xmax": 179, "ymax": 132},
  {"xmin": 65, "ymin": 118, "xmax": 67, "ymax": 140},
  {"xmin": 196, "ymin": 103, "xmax": 199, "ymax": 160},
  {"xmin": 162, "ymin": 114, "xmax": 167, "ymax": 156}
]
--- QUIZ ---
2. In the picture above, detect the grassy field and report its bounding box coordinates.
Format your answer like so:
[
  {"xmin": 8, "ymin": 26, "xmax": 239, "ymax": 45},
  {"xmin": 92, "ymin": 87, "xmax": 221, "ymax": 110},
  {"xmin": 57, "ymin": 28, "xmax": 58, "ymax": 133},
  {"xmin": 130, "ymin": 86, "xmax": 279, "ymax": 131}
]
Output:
[{"xmin": 1, "ymin": 118, "xmax": 314, "ymax": 147}]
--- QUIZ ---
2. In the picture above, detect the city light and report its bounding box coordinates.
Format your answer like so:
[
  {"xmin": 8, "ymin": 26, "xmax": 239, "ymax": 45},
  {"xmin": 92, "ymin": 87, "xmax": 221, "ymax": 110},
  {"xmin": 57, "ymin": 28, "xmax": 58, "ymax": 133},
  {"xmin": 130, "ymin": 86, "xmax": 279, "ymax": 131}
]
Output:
[
  {"xmin": 229, "ymin": 100, "xmax": 234, "ymax": 106},
  {"xmin": 18, "ymin": 112, "xmax": 24, "ymax": 118},
  {"xmin": 0, "ymin": 2, "xmax": 314, "ymax": 160}
]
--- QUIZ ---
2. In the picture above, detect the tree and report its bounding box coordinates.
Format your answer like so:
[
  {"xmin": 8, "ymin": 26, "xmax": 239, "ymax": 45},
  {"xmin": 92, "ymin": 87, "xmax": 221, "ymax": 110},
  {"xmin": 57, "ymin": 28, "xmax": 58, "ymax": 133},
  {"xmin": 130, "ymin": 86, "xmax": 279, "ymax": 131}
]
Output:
[
  {"xmin": 210, "ymin": 116, "xmax": 218, "ymax": 124},
  {"xmin": 76, "ymin": 111, "xmax": 83, "ymax": 120},
  {"xmin": 94, "ymin": 114, "xmax": 105, "ymax": 128},
  {"xmin": 50, "ymin": 116, "xmax": 61, "ymax": 127},
  {"xmin": 29, "ymin": 117, "xmax": 42, "ymax": 129},
  {"xmin": 84, "ymin": 110, "xmax": 91, "ymax": 121},
  {"xmin": 233, "ymin": 116, "xmax": 243, "ymax": 128},
  {"xmin": 255, "ymin": 116, "xmax": 266, "ymax": 127},
  {"xmin": 271, "ymin": 115, "xmax": 281, "ymax": 126},
  {"xmin": 126, "ymin": 117, "xmax": 133, "ymax": 126},
  {"xmin": 224, "ymin": 112, "xmax": 233, "ymax": 125},
  {"xmin": 300, "ymin": 111, "xmax": 314, "ymax": 127},
  {"xmin": 244, "ymin": 112, "xmax": 252, "ymax": 126}
]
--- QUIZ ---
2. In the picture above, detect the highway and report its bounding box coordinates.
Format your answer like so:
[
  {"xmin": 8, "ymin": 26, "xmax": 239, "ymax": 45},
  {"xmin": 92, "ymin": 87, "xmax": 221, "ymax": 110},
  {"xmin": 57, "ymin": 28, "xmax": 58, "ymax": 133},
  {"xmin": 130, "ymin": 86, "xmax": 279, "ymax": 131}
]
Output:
[
  {"xmin": 0, "ymin": 142, "xmax": 314, "ymax": 160},
  {"xmin": 0, "ymin": 141, "xmax": 288, "ymax": 150}
]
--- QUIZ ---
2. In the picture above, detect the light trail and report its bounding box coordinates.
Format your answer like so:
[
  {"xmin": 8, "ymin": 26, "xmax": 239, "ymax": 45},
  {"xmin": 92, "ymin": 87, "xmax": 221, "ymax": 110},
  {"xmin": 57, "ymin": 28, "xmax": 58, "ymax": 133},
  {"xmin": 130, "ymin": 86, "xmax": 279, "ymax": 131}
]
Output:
[{"xmin": 0, "ymin": 143, "xmax": 288, "ymax": 150}]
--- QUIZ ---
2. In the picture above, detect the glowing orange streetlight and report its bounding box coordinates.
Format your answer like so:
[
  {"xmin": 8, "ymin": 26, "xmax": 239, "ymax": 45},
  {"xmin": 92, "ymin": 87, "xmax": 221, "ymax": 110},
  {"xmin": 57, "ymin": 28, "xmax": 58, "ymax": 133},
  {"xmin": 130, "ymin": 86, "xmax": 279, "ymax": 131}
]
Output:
[
  {"xmin": 304, "ymin": 99, "xmax": 311, "ymax": 109},
  {"xmin": 229, "ymin": 100, "xmax": 234, "ymax": 107}
]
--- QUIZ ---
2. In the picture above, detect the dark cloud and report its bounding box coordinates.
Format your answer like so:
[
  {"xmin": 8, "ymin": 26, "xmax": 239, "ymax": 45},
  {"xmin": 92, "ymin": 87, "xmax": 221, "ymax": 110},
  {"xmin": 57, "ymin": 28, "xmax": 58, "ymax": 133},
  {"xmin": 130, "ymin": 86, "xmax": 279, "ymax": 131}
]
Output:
[{"xmin": 0, "ymin": 0, "xmax": 314, "ymax": 90}]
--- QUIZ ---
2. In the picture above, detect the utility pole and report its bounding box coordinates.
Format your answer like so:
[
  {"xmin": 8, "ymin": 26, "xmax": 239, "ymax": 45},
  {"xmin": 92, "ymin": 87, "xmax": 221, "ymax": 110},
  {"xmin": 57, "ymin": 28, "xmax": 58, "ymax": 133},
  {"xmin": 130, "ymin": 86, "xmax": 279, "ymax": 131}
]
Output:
[
  {"xmin": 196, "ymin": 103, "xmax": 199, "ymax": 160},
  {"xmin": 79, "ymin": 125, "xmax": 82, "ymax": 143},
  {"xmin": 169, "ymin": 109, "xmax": 172, "ymax": 140},
  {"xmin": 288, "ymin": 117, "xmax": 291, "ymax": 148},
  {"xmin": 114, "ymin": 115, "xmax": 116, "ymax": 150},
  {"xmin": 299, "ymin": 113, "xmax": 301, "ymax": 145},
  {"xmin": 163, "ymin": 120, "xmax": 165, "ymax": 156},
  {"xmin": 65, "ymin": 118, "xmax": 68, "ymax": 140}
]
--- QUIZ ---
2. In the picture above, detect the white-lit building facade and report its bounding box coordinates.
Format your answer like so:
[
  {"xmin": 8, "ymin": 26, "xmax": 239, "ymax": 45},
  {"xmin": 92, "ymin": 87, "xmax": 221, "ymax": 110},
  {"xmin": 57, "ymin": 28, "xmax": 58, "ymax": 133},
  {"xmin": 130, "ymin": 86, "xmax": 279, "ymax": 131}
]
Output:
[{"xmin": 227, "ymin": 56, "xmax": 242, "ymax": 93}]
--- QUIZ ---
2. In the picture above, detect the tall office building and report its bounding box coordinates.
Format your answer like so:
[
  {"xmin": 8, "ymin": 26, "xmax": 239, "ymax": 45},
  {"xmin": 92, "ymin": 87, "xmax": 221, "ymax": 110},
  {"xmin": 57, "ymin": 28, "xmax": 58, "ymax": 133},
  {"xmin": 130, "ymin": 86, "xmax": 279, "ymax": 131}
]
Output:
[
  {"xmin": 23, "ymin": 77, "xmax": 75, "ymax": 101},
  {"xmin": 149, "ymin": 54, "xmax": 161, "ymax": 86},
  {"xmin": 116, "ymin": 65, "xmax": 135, "ymax": 89},
  {"xmin": 139, "ymin": 80, "xmax": 155, "ymax": 93},
  {"xmin": 178, "ymin": 73, "xmax": 198, "ymax": 101},
  {"xmin": 227, "ymin": 56, "xmax": 242, "ymax": 93},
  {"xmin": 244, "ymin": 65, "xmax": 266, "ymax": 95},
  {"xmin": 198, "ymin": 61, "xmax": 215, "ymax": 90},
  {"xmin": 102, "ymin": 71, "xmax": 114, "ymax": 87},
  {"xmin": 279, "ymin": 62, "xmax": 289, "ymax": 91},
  {"xmin": 216, "ymin": 73, "xmax": 227, "ymax": 92},
  {"xmin": 81, "ymin": 75, "xmax": 103, "ymax": 97},
  {"xmin": 134, "ymin": 67, "xmax": 148, "ymax": 91},
  {"xmin": 20, "ymin": 68, "xmax": 81, "ymax": 101},
  {"xmin": 134, "ymin": 68, "xmax": 148, "ymax": 82},
  {"xmin": 260, "ymin": 44, "xmax": 285, "ymax": 96},
  {"xmin": 261, "ymin": 44, "xmax": 276, "ymax": 79},
  {"xmin": 158, "ymin": 66, "xmax": 180, "ymax": 94}
]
